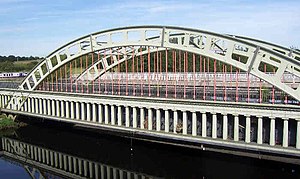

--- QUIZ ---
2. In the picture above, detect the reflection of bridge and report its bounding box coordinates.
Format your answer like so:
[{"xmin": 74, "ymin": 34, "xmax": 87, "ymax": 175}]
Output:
[
  {"xmin": 1, "ymin": 126, "xmax": 299, "ymax": 179},
  {"xmin": 1, "ymin": 137, "xmax": 158, "ymax": 179},
  {"xmin": 0, "ymin": 26, "xmax": 300, "ymax": 160}
]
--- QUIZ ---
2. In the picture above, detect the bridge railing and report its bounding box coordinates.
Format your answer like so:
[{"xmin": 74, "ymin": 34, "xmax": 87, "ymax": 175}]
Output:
[{"xmin": 1, "ymin": 89, "xmax": 299, "ymax": 158}]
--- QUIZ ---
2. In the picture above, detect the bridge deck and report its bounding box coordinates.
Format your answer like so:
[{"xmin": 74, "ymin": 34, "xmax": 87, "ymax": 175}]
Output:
[{"xmin": 1, "ymin": 89, "xmax": 300, "ymax": 161}]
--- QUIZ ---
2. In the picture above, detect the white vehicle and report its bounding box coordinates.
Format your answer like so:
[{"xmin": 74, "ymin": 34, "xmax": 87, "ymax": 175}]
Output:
[{"xmin": 0, "ymin": 72, "xmax": 28, "ymax": 78}]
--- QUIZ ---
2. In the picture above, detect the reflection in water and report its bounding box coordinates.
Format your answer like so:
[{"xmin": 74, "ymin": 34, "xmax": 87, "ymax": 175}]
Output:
[{"xmin": 0, "ymin": 122, "xmax": 300, "ymax": 179}]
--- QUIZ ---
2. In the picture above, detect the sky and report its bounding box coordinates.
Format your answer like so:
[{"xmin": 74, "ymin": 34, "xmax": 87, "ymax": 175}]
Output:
[{"xmin": 0, "ymin": 0, "xmax": 299, "ymax": 57}]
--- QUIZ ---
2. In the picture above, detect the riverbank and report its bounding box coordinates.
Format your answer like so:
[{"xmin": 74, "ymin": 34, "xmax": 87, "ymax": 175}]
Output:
[{"xmin": 0, "ymin": 114, "xmax": 26, "ymax": 131}]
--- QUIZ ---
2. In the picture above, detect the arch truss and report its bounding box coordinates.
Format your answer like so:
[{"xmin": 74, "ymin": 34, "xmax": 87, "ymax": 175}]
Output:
[{"xmin": 6, "ymin": 26, "xmax": 300, "ymax": 109}]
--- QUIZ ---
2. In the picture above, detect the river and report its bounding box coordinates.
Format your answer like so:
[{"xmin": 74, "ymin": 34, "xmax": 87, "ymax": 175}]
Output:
[{"xmin": 0, "ymin": 118, "xmax": 299, "ymax": 179}]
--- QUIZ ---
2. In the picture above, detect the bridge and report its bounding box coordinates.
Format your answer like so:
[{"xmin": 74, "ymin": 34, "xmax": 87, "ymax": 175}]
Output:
[{"xmin": 0, "ymin": 26, "xmax": 300, "ymax": 161}]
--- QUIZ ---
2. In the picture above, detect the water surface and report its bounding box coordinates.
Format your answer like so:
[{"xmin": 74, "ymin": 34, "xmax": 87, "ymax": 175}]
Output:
[{"xmin": 0, "ymin": 120, "xmax": 299, "ymax": 179}]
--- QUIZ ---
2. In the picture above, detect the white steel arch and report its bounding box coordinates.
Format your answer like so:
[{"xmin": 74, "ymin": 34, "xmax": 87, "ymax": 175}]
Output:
[
  {"xmin": 7, "ymin": 26, "xmax": 300, "ymax": 109},
  {"xmin": 77, "ymin": 33, "xmax": 300, "ymax": 84}
]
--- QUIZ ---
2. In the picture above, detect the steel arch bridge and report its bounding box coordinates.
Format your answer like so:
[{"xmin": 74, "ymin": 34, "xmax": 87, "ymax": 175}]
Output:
[
  {"xmin": 1, "ymin": 26, "xmax": 300, "ymax": 159},
  {"xmin": 6, "ymin": 26, "xmax": 300, "ymax": 109}
]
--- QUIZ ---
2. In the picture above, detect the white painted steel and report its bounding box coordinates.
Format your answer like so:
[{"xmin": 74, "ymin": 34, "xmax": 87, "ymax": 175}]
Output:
[{"xmin": 6, "ymin": 26, "xmax": 300, "ymax": 111}]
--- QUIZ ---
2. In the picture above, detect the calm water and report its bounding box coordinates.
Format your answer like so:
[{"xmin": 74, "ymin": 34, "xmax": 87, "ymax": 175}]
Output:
[{"xmin": 0, "ymin": 119, "xmax": 299, "ymax": 179}]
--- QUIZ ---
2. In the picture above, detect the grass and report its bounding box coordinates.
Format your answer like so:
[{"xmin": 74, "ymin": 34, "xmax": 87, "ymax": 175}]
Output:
[
  {"xmin": 13, "ymin": 59, "xmax": 40, "ymax": 65},
  {"xmin": 0, "ymin": 114, "xmax": 18, "ymax": 130}
]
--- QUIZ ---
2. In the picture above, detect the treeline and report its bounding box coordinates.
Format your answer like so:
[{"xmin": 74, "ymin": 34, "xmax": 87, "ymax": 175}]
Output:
[
  {"xmin": 0, "ymin": 55, "xmax": 42, "ymax": 72},
  {"xmin": 0, "ymin": 55, "xmax": 42, "ymax": 62},
  {"xmin": 0, "ymin": 61, "xmax": 39, "ymax": 72}
]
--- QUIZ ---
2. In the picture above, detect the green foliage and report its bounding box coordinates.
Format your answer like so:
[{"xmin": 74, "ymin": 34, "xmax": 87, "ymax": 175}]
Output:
[
  {"xmin": 0, "ymin": 55, "xmax": 42, "ymax": 72},
  {"xmin": 0, "ymin": 55, "xmax": 42, "ymax": 62},
  {"xmin": 0, "ymin": 60, "xmax": 39, "ymax": 72},
  {"xmin": 0, "ymin": 115, "xmax": 18, "ymax": 130}
]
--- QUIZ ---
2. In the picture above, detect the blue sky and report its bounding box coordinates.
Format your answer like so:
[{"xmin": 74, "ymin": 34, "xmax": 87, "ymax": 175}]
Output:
[{"xmin": 0, "ymin": 0, "xmax": 299, "ymax": 57}]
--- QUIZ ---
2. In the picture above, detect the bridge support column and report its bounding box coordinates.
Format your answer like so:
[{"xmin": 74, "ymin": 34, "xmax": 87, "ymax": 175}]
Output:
[
  {"xmin": 51, "ymin": 100, "xmax": 55, "ymax": 116},
  {"xmin": 165, "ymin": 109, "xmax": 169, "ymax": 132},
  {"xmin": 81, "ymin": 103, "xmax": 86, "ymax": 121},
  {"xmin": 59, "ymin": 153, "xmax": 63, "ymax": 169},
  {"xmin": 133, "ymin": 107, "xmax": 137, "ymax": 128},
  {"xmin": 100, "ymin": 165, "xmax": 104, "ymax": 179},
  {"xmin": 61, "ymin": 101, "xmax": 65, "ymax": 118},
  {"xmin": 297, "ymin": 119, "xmax": 300, "ymax": 149},
  {"xmin": 173, "ymin": 110, "xmax": 178, "ymax": 133},
  {"xmin": 38, "ymin": 148, "xmax": 41, "ymax": 162},
  {"xmin": 148, "ymin": 108, "xmax": 153, "ymax": 130},
  {"xmin": 39, "ymin": 98, "xmax": 43, "ymax": 114},
  {"xmin": 54, "ymin": 153, "xmax": 58, "ymax": 168},
  {"xmin": 192, "ymin": 112, "xmax": 197, "ymax": 136},
  {"xmin": 78, "ymin": 159, "xmax": 82, "ymax": 175},
  {"xmin": 24, "ymin": 98, "xmax": 28, "ymax": 112},
  {"xmin": 156, "ymin": 109, "xmax": 161, "ymax": 131},
  {"xmin": 0, "ymin": 95, "xmax": 3, "ymax": 108},
  {"xmin": 32, "ymin": 98, "xmax": 36, "ymax": 113},
  {"xmin": 32, "ymin": 98, "xmax": 38, "ymax": 113},
  {"xmin": 202, "ymin": 112, "xmax": 207, "ymax": 137},
  {"xmin": 125, "ymin": 106, "xmax": 130, "ymax": 127},
  {"xmin": 89, "ymin": 162, "xmax": 93, "ymax": 178},
  {"xmin": 2, "ymin": 95, "xmax": 5, "ymax": 108},
  {"xmin": 270, "ymin": 117, "xmax": 275, "ymax": 146},
  {"xmin": 3, "ymin": 96, "xmax": 7, "ymax": 108},
  {"xmin": 111, "ymin": 105, "xmax": 115, "ymax": 125},
  {"xmin": 83, "ymin": 161, "xmax": 88, "ymax": 177},
  {"xmin": 56, "ymin": 100, "xmax": 60, "ymax": 117},
  {"xmin": 92, "ymin": 103, "xmax": 96, "ymax": 122},
  {"xmin": 222, "ymin": 113, "xmax": 228, "ymax": 140},
  {"xmin": 234, "ymin": 114, "xmax": 239, "ymax": 141},
  {"xmin": 246, "ymin": 116, "xmax": 251, "ymax": 143},
  {"xmin": 87, "ymin": 103, "xmax": 91, "ymax": 122},
  {"xmin": 37, "ymin": 98, "xmax": 40, "ymax": 114},
  {"xmin": 46, "ymin": 150, "xmax": 50, "ymax": 164},
  {"xmin": 28, "ymin": 98, "xmax": 31, "ymax": 113},
  {"xmin": 68, "ymin": 157, "xmax": 72, "ymax": 172},
  {"xmin": 66, "ymin": 101, "xmax": 70, "ymax": 118},
  {"xmin": 63, "ymin": 156, "xmax": 67, "ymax": 171},
  {"xmin": 95, "ymin": 164, "xmax": 99, "ymax": 179},
  {"xmin": 117, "ymin": 106, "xmax": 122, "ymax": 126},
  {"xmin": 140, "ymin": 108, "xmax": 145, "ymax": 129},
  {"xmin": 47, "ymin": 99, "xmax": 51, "ymax": 116},
  {"xmin": 105, "ymin": 104, "xmax": 109, "ymax": 124},
  {"xmin": 33, "ymin": 98, "xmax": 37, "ymax": 113},
  {"xmin": 283, "ymin": 118, "xmax": 289, "ymax": 147},
  {"xmin": 212, "ymin": 113, "xmax": 217, "ymax": 138},
  {"xmin": 183, "ymin": 111, "xmax": 187, "ymax": 135},
  {"xmin": 257, "ymin": 116, "xmax": 263, "ymax": 144},
  {"xmin": 71, "ymin": 102, "xmax": 74, "ymax": 119},
  {"xmin": 3, "ymin": 95, "xmax": 6, "ymax": 108},
  {"xmin": 98, "ymin": 104, "xmax": 103, "ymax": 123},
  {"xmin": 20, "ymin": 100, "xmax": 24, "ymax": 112},
  {"xmin": 5, "ymin": 96, "xmax": 8, "ymax": 109},
  {"xmin": 73, "ymin": 158, "xmax": 77, "ymax": 174},
  {"xmin": 36, "ymin": 98, "xmax": 39, "ymax": 113},
  {"xmin": 76, "ymin": 102, "xmax": 80, "ymax": 120}
]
